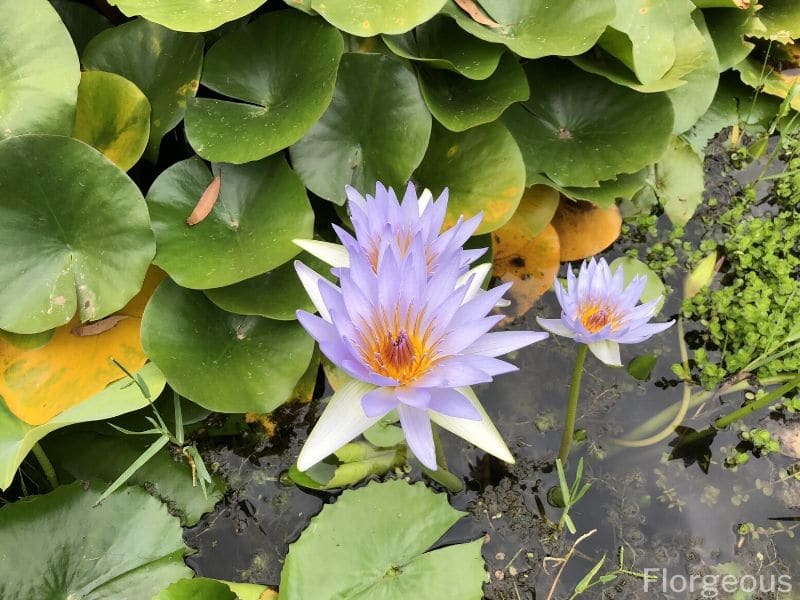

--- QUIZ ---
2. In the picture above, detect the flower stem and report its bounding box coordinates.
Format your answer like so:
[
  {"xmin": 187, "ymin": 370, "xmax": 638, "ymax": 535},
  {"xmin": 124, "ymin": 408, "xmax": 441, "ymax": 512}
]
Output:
[
  {"xmin": 31, "ymin": 443, "xmax": 59, "ymax": 490},
  {"xmin": 559, "ymin": 344, "xmax": 588, "ymax": 465},
  {"xmin": 714, "ymin": 375, "xmax": 800, "ymax": 429}
]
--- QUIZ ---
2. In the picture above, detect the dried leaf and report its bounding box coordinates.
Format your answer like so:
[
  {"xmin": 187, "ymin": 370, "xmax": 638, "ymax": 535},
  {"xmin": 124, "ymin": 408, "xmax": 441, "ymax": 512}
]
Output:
[
  {"xmin": 454, "ymin": 0, "xmax": 503, "ymax": 28},
  {"xmin": 186, "ymin": 174, "xmax": 221, "ymax": 226},
  {"xmin": 493, "ymin": 223, "xmax": 561, "ymax": 323},
  {"xmin": 549, "ymin": 197, "xmax": 621, "ymax": 262},
  {"xmin": 71, "ymin": 315, "xmax": 129, "ymax": 337}
]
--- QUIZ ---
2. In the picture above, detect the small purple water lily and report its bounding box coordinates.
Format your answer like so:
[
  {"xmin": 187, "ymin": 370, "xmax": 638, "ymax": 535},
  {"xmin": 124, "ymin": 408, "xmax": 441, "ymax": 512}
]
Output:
[
  {"xmin": 294, "ymin": 183, "xmax": 547, "ymax": 471},
  {"xmin": 537, "ymin": 258, "xmax": 675, "ymax": 366}
]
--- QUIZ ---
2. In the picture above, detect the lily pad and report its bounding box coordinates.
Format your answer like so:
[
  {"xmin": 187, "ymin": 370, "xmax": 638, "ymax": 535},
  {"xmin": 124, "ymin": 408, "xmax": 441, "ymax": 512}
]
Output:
[
  {"xmin": 155, "ymin": 578, "xmax": 236, "ymax": 600},
  {"xmin": 442, "ymin": 0, "xmax": 615, "ymax": 59},
  {"xmin": 141, "ymin": 279, "xmax": 315, "ymax": 413},
  {"xmin": 0, "ymin": 0, "xmax": 80, "ymax": 139},
  {"xmin": 597, "ymin": 0, "xmax": 695, "ymax": 85},
  {"xmin": 288, "ymin": 441, "xmax": 406, "ymax": 490},
  {"xmin": 413, "ymin": 121, "xmax": 526, "ymax": 234},
  {"xmin": 664, "ymin": 11, "xmax": 721, "ymax": 134},
  {"xmin": 107, "ymin": 0, "xmax": 268, "ymax": 32},
  {"xmin": 0, "ymin": 134, "xmax": 155, "ymax": 334},
  {"xmin": 50, "ymin": 0, "xmax": 111, "ymax": 55},
  {"xmin": 0, "ymin": 362, "xmax": 165, "ymax": 491},
  {"xmin": 532, "ymin": 170, "xmax": 648, "ymax": 208},
  {"xmin": 72, "ymin": 70, "xmax": 151, "ymax": 171},
  {"xmin": 735, "ymin": 56, "xmax": 800, "ymax": 112},
  {"xmin": 0, "ymin": 482, "xmax": 191, "ymax": 599},
  {"xmin": 204, "ymin": 251, "xmax": 334, "ymax": 320},
  {"xmin": 185, "ymin": 11, "xmax": 343, "ymax": 164},
  {"xmin": 382, "ymin": 15, "xmax": 505, "ymax": 80},
  {"xmin": 550, "ymin": 198, "xmax": 622, "ymax": 262},
  {"xmin": 572, "ymin": 7, "xmax": 714, "ymax": 93},
  {"xmin": 704, "ymin": 5, "xmax": 758, "ymax": 71},
  {"xmin": 419, "ymin": 52, "xmax": 530, "ymax": 132},
  {"xmin": 748, "ymin": 0, "xmax": 800, "ymax": 41},
  {"xmin": 82, "ymin": 18, "xmax": 204, "ymax": 161},
  {"xmin": 280, "ymin": 479, "xmax": 486, "ymax": 599},
  {"xmin": 654, "ymin": 136, "xmax": 704, "ymax": 226},
  {"xmin": 43, "ymin": 428, "xmax": 224, "ymax": 526},
  {"xmin": 146, "ymin": 155, "xmax": 313, "ymax": 289},
  {"xmin": 310, "ymin": 0, "xmax": 447, "ymax": 35},
  {"xmin": 289, "ymin": 52, "xmax": 431, "ymax": 205},
  {"xmin": 503, "ymin": 59, "xmax": 674, "ymax": 188}
]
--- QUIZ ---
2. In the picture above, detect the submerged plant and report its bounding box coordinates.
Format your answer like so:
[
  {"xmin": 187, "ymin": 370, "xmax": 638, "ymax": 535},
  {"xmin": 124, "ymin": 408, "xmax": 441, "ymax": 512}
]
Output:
[
  {"xmin": 538, "ymin": 258, "xmax": 674, "ymax": 462},
  {"xmin": 294, "ymin": 183, "xmax": 547, "ymax": 471}
]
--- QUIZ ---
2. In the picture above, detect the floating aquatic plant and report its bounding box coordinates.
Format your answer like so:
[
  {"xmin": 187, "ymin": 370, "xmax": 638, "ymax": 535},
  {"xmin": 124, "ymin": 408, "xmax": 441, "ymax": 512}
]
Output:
[
  {"xmin": 538, "ymin": 257, "xmax": 674, "ymax": 462},
  {"xmin": 294, "ymin": 183, "xmax": 547, "ymax": 471}
]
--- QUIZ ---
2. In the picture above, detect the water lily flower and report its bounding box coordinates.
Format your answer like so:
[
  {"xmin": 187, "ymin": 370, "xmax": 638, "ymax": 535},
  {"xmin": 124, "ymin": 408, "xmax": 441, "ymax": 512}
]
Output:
[
  {"xmin": 294, "ymin": 184, "xmax": 547, "ymax": 471},
  {"xmin": 536, "ymin": 257, "xmax": 675, "ymax": 366}
]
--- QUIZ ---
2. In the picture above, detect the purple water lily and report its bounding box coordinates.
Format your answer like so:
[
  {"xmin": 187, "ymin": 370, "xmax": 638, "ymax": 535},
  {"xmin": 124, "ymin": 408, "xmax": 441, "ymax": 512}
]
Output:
[
  {"xmin": 294, "ymin": 183, "xmax": 547, "ymax": 471},
  {"xmin": 537, "ymin": 258, "xmax": 675, "ymax": 366}
]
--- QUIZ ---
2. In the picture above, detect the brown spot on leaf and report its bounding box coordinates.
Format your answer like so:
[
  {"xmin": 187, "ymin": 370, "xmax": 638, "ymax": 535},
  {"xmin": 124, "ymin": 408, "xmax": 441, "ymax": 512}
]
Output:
[
  {"xmin": 71, "ymin": 315, "xmax": 129, "ymax": 337},
  {"xmin": 558, "ymin": 127, "xmax": 573, "ymax": 140},
  {"xmin": 187, "ymin": 174, "xmax": 221, "ymax": 226},
  {"xmin": 454, "ymin": 0, "xmax": 504, "ymax": 28},
  {"xmin": 53, "ymin": 296, "xmax": 66, "ymax": 306}
]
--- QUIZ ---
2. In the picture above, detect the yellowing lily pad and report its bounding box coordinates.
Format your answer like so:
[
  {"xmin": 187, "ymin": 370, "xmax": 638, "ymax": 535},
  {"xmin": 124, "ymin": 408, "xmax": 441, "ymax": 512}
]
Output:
[
  {"xmin": 550, "ymin": 198, "xmax": 622, "ymax": 262},
  {"xmin": 72, "ymin": 71, "xmax": 151, "ymax": 171},
  {"xmin": 493, "ymin": 221, "xmax": 561, "ymax": 323},
  {"xmin": 0, "ymin": 268, "xmax": 163, "ymax": 425}
]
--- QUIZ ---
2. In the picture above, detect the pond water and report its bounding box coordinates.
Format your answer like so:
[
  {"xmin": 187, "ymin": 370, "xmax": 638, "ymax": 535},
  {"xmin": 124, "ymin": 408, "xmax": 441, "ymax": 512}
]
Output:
[{"xmin": 184, "ymin": 139, "xmax": 800, "ymax": 599}]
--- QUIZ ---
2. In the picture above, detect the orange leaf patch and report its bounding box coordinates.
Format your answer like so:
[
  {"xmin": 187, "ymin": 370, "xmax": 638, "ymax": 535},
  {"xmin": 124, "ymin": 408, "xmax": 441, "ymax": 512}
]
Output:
[
  {"xmin": 549, "ymin": 197, "xmax": 621, "ymax": 262},
  {"xmin": 0, "ymin": 268, "xmax": 164, "ymax": 425}
]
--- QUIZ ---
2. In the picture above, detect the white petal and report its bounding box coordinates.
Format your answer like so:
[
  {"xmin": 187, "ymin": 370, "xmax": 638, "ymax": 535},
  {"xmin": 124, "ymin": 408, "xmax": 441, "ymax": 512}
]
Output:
[
  {"xmin": 293, "ymin": 238, "xmax": 350, "ymax": 268},
  {"xmin": 588, "ymin": 340, "xmax": 622, "ymax": 366},
  {"xmin": 457, "ymin": 262, "xmax": 492, "ymax": 304},
  {"xmin": 535, "ymin": 317, "xmax": 576, "ymax": 339},
  {"xmin": 417, "ymin": 188, "xmax": 433, "ymax": 212},
  {"xmin": 296, "ymin": 378, "xmax": 379, "ymax": 471},
  {"xmin": 465, "ymin": 330, "xmax": 549, "ymax": 357},
  {"xmin": 429, "ymin": 386, "xmax": 514, "ymax": 464},
  {"xmin": 294, "ymin": 261, "xmax": 331, "ymax": 322}
]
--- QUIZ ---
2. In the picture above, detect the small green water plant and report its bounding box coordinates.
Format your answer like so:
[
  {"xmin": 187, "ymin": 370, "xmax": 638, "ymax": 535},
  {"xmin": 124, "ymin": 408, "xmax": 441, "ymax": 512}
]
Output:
[
  {"xmin": 570, "ymin": 547, "xmax": 658, "ymax": 599},
  {"xmin": 551, "ymin": 457, "xmax": 590, "ymax": 535},
  {"xmin": 537, "ymin": 258, "xmax": 674, "ymax": 462}
]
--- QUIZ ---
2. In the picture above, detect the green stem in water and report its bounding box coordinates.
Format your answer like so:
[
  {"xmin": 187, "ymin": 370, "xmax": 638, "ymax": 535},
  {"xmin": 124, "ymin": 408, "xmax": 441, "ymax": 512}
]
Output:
[
  {"xmin": 714, "ymin": 376, "xmax": 800, "ymax": 429},
  {"xmin": 31, "ymin": 443, "xmax": 59, "ymax": 490},
  {"xmin": 559, "ymin": 344, "xmax": 588, "ymax": 465}
]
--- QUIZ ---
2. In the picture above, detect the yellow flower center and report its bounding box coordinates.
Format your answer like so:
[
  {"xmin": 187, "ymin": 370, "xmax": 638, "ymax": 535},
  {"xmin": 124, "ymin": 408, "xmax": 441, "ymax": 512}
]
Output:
[
  {"xmin": 578, "ymin": 303, "xmax": 619, "ymax": 333},
  {"xmin": 356, "ymin": 305, "xmax": 439, "ymax": 384}
]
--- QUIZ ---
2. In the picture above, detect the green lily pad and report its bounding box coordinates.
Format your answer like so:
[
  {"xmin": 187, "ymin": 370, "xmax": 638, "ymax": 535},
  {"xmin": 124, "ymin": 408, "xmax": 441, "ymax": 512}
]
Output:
[
  {"xmin": 50, "ymin": 0, "xmax": 111, "ymax": 55},
  {"xmin": 82, "ymin": 18, "xmax": 204, "ymax": 162},
  {"xmin": 155, "ymin": 579, "xmax": 236, "ymax": 600},
  {"xmin": 665, "ymin": 11, "xmax": 720, "ymax": 133},
  {"xmin": 43, "ymin": 428, "xmax": 224, "ymax": 526},
  {"xmin": 204, "ymin": 251, "xmax": 334, "ymax": 320},
  {"xmin": 0, "ymin": 362, "xmax": 165, "ymax": 490},
  {"xmin": 0, "ymin": 0, "xmax": 80, "ymax": 139},
  {"xmin": 72, "ymin": 71, "xmax": 151, "ymax": 171},
  {"xmin": 704, "ymin": 5, "xmax": 758, "ymax": 71},
  {"xmin": 107, "ymin": 0, "xmax": 268, "ymax": 32},
  {"xmin": 0, "ymin": 134, "xmax": 155, "ymax": 334},
  {"xmin": 0, "ymin": 482, "xmax": 191, "ymax": 599},
  {"xmin": 735, "ymin": 56, "xmax": 800, "ymax": 112},
  {"xmin": 654, "ymin": 136, "xmax": 704, "ymax": 226},
  {"xmin": 442, "ymin": 0, "xmax": 615, "ymax": 59},
  {"xmin": 382, "ymin": 15, "xmax": 505, "ymax": 80},
  {"xmin": 288, "ymin": 441, "xmax": 406, "ymax": 490},
  {"xmin": 531, "ymin": 170, "xmax": 648, "ymax": 208},
  {"xmin": 185, "ymin": 11, "xmax": 343, "ymax": 164},
  {"xmin": 747, "ymin": 0, "xmax": 800, "ymax": 41},
  {"xmin": 572, "ymin": 7, "xmax": 713, "ymax": 93},
  {"xmin": 503, "ymin": 59, "xmax": 674, "ymax": 188},
  {"xmin": 280, "ymin": 479, "xmax": 486, "ymax": 599},
  {"xmin": 597, "ymin": 0, "xmax": 696, "ymax": 85},
  {"xmin": 289, "ymin": 52, "xmax": 430, "ymax": 205},
  {"xmin": 413, "ymin": 121, "xmax": 525, "ymax": 235},
  {"xmin": 141, "ymin": 279, "xmax": 315, "ymax": 413},
  {"xmin": 609, "ymin": 256, "xmax": 667, "ymax": 313},
  {"xmin": 310, "ymin": 0, "xmax": 447, "ymax": 35},
  {"xmin": 419, "ymin": 52, "xmax": 530, "ymax": 132},
  {"xmin": 146, "ymin": 155, "xmax": 313, "ymax": 289}
]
